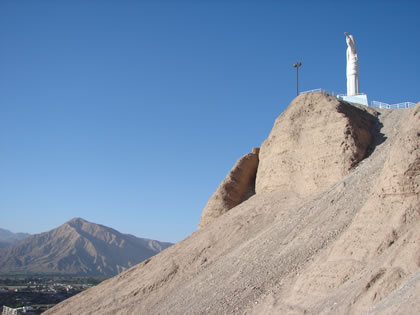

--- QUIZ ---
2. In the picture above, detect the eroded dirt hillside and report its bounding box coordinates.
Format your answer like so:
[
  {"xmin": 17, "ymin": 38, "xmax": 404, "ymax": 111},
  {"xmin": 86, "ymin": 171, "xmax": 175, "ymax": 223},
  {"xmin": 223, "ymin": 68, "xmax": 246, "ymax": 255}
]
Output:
[{"xmin": 46, "ymin": 92, "xmax": 419, "ymax": 315}]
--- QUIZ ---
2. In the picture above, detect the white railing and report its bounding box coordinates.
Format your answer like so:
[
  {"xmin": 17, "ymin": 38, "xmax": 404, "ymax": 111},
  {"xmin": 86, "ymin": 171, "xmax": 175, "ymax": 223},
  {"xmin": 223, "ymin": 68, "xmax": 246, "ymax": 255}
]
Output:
[
  {"xmin": 370, "ymin": 101, "xmax": 388, "ymax": 109},
  {"xmin": 298, "ymin": 88, "xmax": 416, "ymax": 110},
  {"xmin": 300, "ymin": 89, "xmax": 364, "ymax": 98},
  {"xmin": 300, "ymin": 89, "xmax": 343, "ymax": 98},
  {"xmin": 370, "ymin": 101, "xmax": 416, "ymax": 109},
  {"xmin": 336, "ymin": 92, "xmax": 367, "ymax": 98},
  {"xmin": 299, "ymin": 88, "xmax": 324, "ymax": 95}
]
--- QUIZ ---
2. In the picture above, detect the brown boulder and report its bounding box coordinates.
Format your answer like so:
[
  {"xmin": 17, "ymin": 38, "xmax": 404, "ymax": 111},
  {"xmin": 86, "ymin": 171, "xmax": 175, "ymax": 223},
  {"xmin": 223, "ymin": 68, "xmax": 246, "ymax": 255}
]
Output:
[{"xmin": 198, "ymin": 148, "xmax": 259, "ymax": 229}]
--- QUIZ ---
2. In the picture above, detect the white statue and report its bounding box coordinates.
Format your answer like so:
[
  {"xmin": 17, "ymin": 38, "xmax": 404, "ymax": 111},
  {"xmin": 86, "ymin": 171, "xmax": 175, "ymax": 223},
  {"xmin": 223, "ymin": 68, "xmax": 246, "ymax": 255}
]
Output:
[{"xmin": 345, "ymin": 32, "xmax": 360, "ymax": 96}]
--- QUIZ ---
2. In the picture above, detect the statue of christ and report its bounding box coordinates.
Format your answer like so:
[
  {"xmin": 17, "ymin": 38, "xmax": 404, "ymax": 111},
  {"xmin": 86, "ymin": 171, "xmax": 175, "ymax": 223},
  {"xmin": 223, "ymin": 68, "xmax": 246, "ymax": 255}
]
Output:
[{"xmin": 345, "ymin": 32, "xmax": 360, "ymax": 96}]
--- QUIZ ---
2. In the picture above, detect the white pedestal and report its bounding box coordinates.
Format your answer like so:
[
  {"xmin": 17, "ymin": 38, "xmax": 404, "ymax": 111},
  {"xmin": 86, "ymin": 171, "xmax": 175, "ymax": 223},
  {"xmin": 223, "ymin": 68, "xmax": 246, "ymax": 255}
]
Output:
[{"xmin": 339, "ymin": 94, "xmax": 368, "ymax": 106}]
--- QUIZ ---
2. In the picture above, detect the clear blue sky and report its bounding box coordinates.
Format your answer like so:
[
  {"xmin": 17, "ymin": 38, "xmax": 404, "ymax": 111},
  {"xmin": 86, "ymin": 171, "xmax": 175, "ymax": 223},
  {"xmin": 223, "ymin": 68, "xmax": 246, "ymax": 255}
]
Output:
[{"xmin": 1, "ymin": 0, "xmax": 419, "ymax": 242}]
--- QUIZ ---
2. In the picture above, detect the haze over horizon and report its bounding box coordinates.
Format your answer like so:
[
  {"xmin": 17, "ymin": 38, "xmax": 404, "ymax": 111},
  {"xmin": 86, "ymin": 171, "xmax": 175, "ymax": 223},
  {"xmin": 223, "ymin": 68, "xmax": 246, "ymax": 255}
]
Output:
[{"xmin": 1, "ymin": 0, "xmax": 419, "ymax": 243}]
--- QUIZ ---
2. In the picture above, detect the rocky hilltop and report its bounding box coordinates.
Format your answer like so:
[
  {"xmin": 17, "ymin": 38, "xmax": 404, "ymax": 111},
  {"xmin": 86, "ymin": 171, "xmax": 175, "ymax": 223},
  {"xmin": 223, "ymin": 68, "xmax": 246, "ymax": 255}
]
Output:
[
  {"xmin": 46, "ymin": 92, "xmax": 419, "ymax": 314},
  {"xmin": 0, "ymin": 218, "xmax": 172, "ymax": 276}
]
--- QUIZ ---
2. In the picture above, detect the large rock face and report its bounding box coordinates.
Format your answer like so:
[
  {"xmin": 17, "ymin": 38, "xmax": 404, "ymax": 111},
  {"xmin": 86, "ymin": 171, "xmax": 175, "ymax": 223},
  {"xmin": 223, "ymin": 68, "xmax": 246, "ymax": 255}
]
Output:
[
  {"xmin": 256, "ymin": 103, "xmax": 420, "ymax": 315},
  {"xmin": 199, "ymin": 92, "xmax": 377, "ymax": 228},
  {"xmin": 45, "ymin": 95, "xmax": 419, "ymax": 315},
  {"xmin": 198, "ymin": 148, "xmax": 259, "ymax": 229},
  {"xmin": 256, "ymin": 92, "xmax": 377, "ymax": 198}
]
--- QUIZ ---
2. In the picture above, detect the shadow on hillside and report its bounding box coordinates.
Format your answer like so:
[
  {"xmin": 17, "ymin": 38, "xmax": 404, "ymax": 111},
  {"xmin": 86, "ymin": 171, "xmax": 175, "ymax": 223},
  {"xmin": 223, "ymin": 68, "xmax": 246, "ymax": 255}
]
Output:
[
  {"xmin": 337, "ymin": 100, "xmax": 387, "ymax": 160},
  {"xmin": 365, "ymin": 111, "xmax": 386, "ymax": 159}
]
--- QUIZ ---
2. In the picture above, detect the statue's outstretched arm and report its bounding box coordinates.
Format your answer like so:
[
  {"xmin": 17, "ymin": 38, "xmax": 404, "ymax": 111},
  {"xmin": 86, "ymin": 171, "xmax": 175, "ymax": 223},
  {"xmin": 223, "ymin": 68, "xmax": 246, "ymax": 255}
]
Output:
[{"xmin": 344, "ymin": 32, "xmax": 357, "ymax": 54}]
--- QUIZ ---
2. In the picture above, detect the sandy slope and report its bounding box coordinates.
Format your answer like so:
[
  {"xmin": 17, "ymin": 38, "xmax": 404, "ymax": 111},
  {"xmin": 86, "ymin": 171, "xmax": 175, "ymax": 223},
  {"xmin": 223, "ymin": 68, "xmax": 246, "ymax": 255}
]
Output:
[{"xmin": 46, "ymin": 92, "xmax": 419, "ymax": 314}]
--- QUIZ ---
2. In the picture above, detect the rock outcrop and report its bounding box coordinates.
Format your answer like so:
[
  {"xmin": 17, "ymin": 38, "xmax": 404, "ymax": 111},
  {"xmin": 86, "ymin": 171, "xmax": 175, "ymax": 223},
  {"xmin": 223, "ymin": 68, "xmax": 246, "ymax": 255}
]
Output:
[
  {"xmin": 45, "ymin": 93, "xmax": 419, "ymax": 315},
  {"xmin": 198, "ymin": 148, "xmax": 259, "ymax": 229},
  {"xmin": 256, "ymin": 92, "xmax": 377, "ymax": 198},
  {"xmin": 199, "ymin": 92, "xmax": 378, "ymax": 227},
  {"xmin": 258, "ymin": 102, "xmax": 419, "ymax": 315}
]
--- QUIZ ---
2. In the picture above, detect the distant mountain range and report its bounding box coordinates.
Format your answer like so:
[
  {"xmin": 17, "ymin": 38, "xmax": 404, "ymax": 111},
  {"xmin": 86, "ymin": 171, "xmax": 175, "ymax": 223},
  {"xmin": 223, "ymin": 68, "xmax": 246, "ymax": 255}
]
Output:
[
  {"xmin": 0, "ymin": 218, "xmax": 172, "ymax": 276},
  {"xmin": 0, "ymin": 228, "xmax": 30, "ymax": 248}
]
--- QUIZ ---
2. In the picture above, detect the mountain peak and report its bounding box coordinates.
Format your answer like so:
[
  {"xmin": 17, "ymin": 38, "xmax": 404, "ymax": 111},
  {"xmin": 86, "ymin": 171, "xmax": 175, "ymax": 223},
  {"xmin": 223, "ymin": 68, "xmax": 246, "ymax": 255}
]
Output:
[
  {"xmin": 66, "ymin": 217, "xmax": 87, "ymax": 224},
  {"xmin": 65, "ymin": 217, "xmax": 93, "ymax": 230},
  {"xmin": 0, "ymin": 219, "xmax": 172, "ymax": 276}
]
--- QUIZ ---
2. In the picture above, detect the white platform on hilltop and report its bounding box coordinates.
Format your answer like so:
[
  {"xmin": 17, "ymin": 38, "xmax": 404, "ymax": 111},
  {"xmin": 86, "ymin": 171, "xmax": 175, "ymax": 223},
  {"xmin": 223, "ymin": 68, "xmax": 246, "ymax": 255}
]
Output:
[
  {"xmin": 299, "ymin": 89, "xmax": 416, "ymax": 109},
  {"xmin": 338, "ymin": 94, "xmax": 368, "ymax": 106}
]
